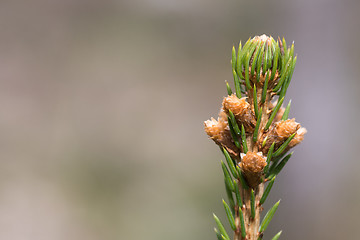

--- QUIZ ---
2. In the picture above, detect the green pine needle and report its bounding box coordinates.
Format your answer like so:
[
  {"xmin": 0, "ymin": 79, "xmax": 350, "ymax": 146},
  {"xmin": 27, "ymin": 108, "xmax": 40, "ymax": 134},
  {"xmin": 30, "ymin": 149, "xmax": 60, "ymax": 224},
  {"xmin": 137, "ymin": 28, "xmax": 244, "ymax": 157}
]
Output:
[
  {"xmin": 259, "ymin": 200, "xmax": 281, "ymax": 233},
  {"xmin": 221, "ymin": 161, "xmax": 234, "ymax": 192},
  {"xmin": 265, "ymin": 97, "xmax": 284, "ymax": 130},
  {"xmin": 272, "ymin": 133, "xmax": 296, "ymax": 157},
  {"xmin": 239, "ymin": 38, "xmax": 252, "ymax": 64},
  {"xmin": 223, "ymin": 199, "xmax": 236, "ymax": 231},
  {"xmin": 228, "ymin": 110, "xmax": 241, "ymax": 136},
  {"xmin": 232, "ymin": 46, "xmax": 236, "ymax": 71},
  {"xmin": 256, "ymin": 42, "xmax": 265, "ymax": 82},
  {"xmin": 233, "ymin": 69, "xmax": 242, "ymax": 99},
  {"xmin": 267, "ymin": 155, "xmax": 282, "ymax": 178},
  {"xmin": 261, "ymin": 71, "xmax": 270, "ymax": 103},
  {"xmin": 225, "ymin": 80, "xmax": 232, "ymax": 95},
  {"xmin": 253, "ymin": 107, "xmax": 262, "ymax": 142},
  {"xmin": 260, "ymin": 176, "xmax": 276, "ymax": 205},
  {"xmin": 214, "ymin": 228, "xmax": 224, "ymax": 240},
  {"xmin": 243, "ymin": 42, "xmax": 257, "ymax": 90},
  {"xmin": 270, "ymin": 45, "xmax": 280, "ymax": 81},
  {"xmin": 272, "ymin": 230, "xmax": 282, "ymax": 240},
  {"xmin": 263, "ymin": 44, "xmax": 269, "ymax": 73},
  {"xmin": 236, "ymin": 165, "xmax": 249, "ymax": 190},
  {"xmin": 224, "ymin": 179, "xmax": 235, "ymax": 215},
  {"xmin": 273, "ymin": 56, "xmax": 292, "ymax": 92},
  {"xmin": 236, "ymin": 41, "xmax": 243, "ymax": 79},
  {"xmin": 247, "ymin": 41, "xmax": 258, "ymax": 60},
  {"xmin": 241, "ymin": 124, "xmax": 248, "ymax": 153},
  {"xmin": 282, "ymin": 37, "xmax": 287, "ymax": 56},
  {"xmin": 263, "ymin": 142, "xmax": 275, "ymax": 174},
  {"xmin": 253, "ymin": 84, "xmax": 259, "ymax": 119},
  {"xmin": 251, "ymin": 41, "xmax": 263, "ymax": 76},
  {"xmin": 262, "ymin": 136, "xmax": 268, "ymax": 148},
  {"xmin": 280, "ymin": 56, "xmax": 297, "ymax": 99},
  {"xmin": 281, "ymin": 100, "xmax": 292, "ymax": 120},
  {"xmin": 250, "ymin": 189, "xmax": 255, "ymax": 219},
  {"xmin": 239, "ymin": 207, "xmax": 246, "ymax": 238},
  {"xmin": 289, "ymin": 42, "xmax": 294, "ymax": 59},
  {"xmin": 223, "ymin": 148, "xmax": 239, "ymax": 179},
  {"xmin": 213, "ymin": 214, "xmax": 230, "ymax": 240},
  {"xmin": 267, "ymin": 42, "xmax": 272, "ymax": 70},
  {"xmin": 228, "ymin": 118, "xmax": 241, "ymax": 149},
  {"xmin": 233, "ymin": 179, "xmax": 243, "ymax": 207},
  {"xmin": 238, "ymin": 39, "xmax": 252, "ymax": 79},
  {"xmin": 244, "ymin": 52, "xmax": 252, "ymax": 90},
  {"xmin": 267, "ymin": 153, "xmax": 293, "ymax": 179}
]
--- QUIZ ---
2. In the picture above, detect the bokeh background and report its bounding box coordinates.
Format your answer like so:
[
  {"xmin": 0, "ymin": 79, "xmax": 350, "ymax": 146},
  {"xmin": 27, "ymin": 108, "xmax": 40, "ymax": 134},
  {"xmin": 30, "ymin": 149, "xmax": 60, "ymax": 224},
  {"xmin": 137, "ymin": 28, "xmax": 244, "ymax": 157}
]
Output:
[{"xmin": 1, "ymin": 0, "xmax": 360, "ymax": 239}]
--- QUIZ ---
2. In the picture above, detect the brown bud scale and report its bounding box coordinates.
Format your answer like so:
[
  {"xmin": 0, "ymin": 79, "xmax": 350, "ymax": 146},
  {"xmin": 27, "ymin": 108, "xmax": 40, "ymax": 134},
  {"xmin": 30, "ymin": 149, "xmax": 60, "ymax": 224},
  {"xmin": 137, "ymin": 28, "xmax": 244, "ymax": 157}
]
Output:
[
  {"xmin": 222, "ymin": 94, "xmax": 256, "ymax": 132},
  {"xmin": 239, "ymin": 152, "xmax": 267, "ymax": 188},
  {"xmin": 204, "ymin": 111, "xmax": 240, "ymax": 159},
  {"xmin": 259, "ymin": 119, "xmax": 305, "ymax": 154}
]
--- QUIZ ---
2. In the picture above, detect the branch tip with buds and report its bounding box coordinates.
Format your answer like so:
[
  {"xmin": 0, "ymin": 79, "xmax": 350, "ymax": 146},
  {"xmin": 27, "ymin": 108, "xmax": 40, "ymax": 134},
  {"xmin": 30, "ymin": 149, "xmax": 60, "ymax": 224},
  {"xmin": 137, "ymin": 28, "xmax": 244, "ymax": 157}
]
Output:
[{"xmin": 205, "ymin": 34, "xmax": 306, "ymax": 240}]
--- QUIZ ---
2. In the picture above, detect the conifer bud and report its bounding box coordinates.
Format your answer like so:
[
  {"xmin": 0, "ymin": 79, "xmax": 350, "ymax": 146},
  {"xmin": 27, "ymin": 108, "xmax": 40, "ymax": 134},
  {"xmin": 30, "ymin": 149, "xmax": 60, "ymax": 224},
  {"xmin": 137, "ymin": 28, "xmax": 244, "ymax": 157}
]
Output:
[
  {"xmin": 275, "ymin": 119, "xmax": 300, "ymax": 139},
  {"xmin": 222, "ymin": 94, "xmax": 256, "ymax": 132},
  {"xmin": 239, "ymin": 152, "xmax": 267, "ymax": 188},
  {"xmin": 204, "ymin": 112, "xmax": 239, "ymax": 159},
  {"xmin": 238, "ymin": 35, "xmax": 281, "ymax": 87},
  {"xmin": 260, "ymin": 119, "xmax": 305, "ymax": 154}
]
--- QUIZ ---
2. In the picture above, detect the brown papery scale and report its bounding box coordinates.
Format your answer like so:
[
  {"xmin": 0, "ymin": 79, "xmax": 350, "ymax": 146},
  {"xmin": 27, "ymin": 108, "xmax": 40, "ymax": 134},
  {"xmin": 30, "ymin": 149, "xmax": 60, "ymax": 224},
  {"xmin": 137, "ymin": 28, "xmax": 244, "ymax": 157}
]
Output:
[
  {"xmin": 222, "ymin": 94, "xmax": 256, "ymax": 132},
  {"xmin": 240, "ymin": 152, "xmax": 267, "ymax": 188}
]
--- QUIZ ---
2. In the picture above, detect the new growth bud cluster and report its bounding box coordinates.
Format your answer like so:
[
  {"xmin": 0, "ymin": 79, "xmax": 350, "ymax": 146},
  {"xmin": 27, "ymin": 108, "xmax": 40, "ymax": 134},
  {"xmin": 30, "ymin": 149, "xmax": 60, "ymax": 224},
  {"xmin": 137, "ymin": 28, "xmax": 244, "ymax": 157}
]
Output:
[{"xmin": 204, "ymin": 35, "xmax": 306, "ymax": 240}]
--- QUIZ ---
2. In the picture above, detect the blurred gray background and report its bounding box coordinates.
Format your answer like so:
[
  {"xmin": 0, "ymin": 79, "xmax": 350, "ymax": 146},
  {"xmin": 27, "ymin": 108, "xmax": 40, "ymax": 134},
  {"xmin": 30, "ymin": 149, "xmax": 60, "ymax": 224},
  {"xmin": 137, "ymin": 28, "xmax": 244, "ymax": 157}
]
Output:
[{"xmin": 0, "ymin": 0, "xmax": 359, "ymax": 239}]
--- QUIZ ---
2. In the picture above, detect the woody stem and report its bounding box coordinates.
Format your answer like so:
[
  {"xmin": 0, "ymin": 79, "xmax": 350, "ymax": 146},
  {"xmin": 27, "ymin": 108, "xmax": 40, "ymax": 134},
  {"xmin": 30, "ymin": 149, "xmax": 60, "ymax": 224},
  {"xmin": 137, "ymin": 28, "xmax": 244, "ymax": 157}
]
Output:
[{"xmin": 234, "ymin": 88, "xmax": 271, "ymax": 240}]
